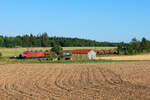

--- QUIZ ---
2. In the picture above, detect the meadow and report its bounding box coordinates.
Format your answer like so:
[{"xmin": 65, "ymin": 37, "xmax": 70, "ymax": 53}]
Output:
[{"xmin": 0, "ymin": 47, "xmax": 116, "ymax": 57}]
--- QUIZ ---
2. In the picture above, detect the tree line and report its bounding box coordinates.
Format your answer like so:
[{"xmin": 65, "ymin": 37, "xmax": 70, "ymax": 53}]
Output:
[
  {"xmin": 117, "ymin": 37, "xmax": 150, "ymax": 55},
  {"xmin": 0, "ymin": 33, "xmax": 118, "ymax": 48}
]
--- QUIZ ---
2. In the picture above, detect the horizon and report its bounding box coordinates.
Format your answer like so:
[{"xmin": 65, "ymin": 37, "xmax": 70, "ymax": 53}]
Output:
[
  {"xmin": 0, "ymin": 0, "xmax": 150, "ymax": 42},
  {"xmin": 0, "ymin": 32, "xmax": 147, "ymax": 43}
]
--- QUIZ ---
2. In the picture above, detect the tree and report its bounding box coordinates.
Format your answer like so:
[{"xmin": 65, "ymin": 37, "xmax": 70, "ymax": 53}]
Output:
[
  {"xmin": 4, "ymin": 37, "xmax": 14, "ymax": 47},
  {"xmin": 22, "ymin": 34, "xmax": 30, "ymax": 47},
  {"xmin": 40, "ymin": 32, "xmax": 49, "ymax": 47},
  {"xmin": 117, "ymin": 42, "xmax": 125, "ymax": 51},
  {"xmin": 117, "ymin": 42, "xmax": 128, "ymax": 55},
  {"xmin": 34, "ymin": 39, "xmax": 41, "ymax": 47},
  {"xmin": 140, "ymin": 37, "xmax": 149, "ymax": 52},
  {"xmin": 15, "ymin": 36, "xmax": 22, "ymax": 46},
  {"xmin": 125, "ymin": 44, "xmax": 134, "ymax": 55},
  {"xmin": 0, "ymin": 33, "xmax": 120, "ymax": 48},
  {"xmin": 117, "ymin": 42, "xmax": 135, "ymax": 55},
  {"xmin": 130, "ymin": 38, "xmax": 140, "ymax": 53},
  {"xmin": 0, "ymin": 36, "xmax": 4, "ymax": 47},
  {"xmin": 30, "ymin": 34, "xmax": 36, "ymax": 47},
  {"xmin": 51, "ymin": 45, "xmax": 63, "ymax": 55}
]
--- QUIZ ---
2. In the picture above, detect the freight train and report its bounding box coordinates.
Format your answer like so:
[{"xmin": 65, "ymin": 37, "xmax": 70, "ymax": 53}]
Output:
[
  {"xmin": 20, "ymin": 50, "xmax": 119, "ymax": 59},
  {"xmin": 95, "ymin": 50, "xmax": 119, "ymax": 55}
]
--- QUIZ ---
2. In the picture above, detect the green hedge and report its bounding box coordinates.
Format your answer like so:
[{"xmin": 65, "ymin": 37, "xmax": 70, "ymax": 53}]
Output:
[{"xmin": 0, "ymin": 52, "xmax": 2, "ymax": 57}]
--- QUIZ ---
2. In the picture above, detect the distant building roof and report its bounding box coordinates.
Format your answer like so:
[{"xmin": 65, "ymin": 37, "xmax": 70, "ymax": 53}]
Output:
[{"xmin": 72, "ymin": 49, "xmax": 92, "ymax": 54}]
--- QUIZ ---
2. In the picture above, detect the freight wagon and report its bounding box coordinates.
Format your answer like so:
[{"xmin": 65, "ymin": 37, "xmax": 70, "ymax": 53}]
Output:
[{"xmin": 95, "ymin": 50, "xmax": 119, "ymax": 55}]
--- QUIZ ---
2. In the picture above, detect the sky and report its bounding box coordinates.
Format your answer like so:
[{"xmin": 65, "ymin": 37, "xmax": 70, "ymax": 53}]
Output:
[{"xmin": 0, "ymin": 0, "xmax": 150, "ymax": 42}]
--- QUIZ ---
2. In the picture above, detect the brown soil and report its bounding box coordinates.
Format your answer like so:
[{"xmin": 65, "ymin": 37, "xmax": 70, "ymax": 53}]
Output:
[{"xmin": 0, "ymin": 61, "xmax": 150, "ymax": 100}]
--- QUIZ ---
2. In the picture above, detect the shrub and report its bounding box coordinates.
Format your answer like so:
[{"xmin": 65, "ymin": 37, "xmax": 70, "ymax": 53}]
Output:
[
  {"xmin": 45, "ymin": 50, "xmax": 49, "ymax": 52},
  {"xmin": 0, "ymin": 52, "xmax": 2, "ymax": 57},
  {"xmin": 48, "ymin": 54, "xmax": 57, "ymax": 60},
  {"xmin": 18, "ymin": 54, "xmax": 23, "ymax": 59}
]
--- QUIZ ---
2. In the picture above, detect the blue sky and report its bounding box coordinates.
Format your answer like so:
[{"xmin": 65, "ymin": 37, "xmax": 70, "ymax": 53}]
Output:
[{"xmin": 0, "ymin": 0, "xmax": 150, "ymax": 42}]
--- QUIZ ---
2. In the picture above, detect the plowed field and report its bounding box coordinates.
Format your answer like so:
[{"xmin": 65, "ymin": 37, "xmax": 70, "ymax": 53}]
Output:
[{"xmin": 0, "ymin": 61, "xmax": 150, "ymax": 100}]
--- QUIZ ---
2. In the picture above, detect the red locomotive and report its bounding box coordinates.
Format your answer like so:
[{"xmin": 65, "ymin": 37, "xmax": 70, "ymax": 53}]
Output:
[{"xmin": 23, "ymin": 51, "xmax": 56, "ymax": 58}]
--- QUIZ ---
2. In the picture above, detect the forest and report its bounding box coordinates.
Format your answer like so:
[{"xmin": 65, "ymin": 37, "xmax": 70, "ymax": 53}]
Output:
[
  {"xmin": 117, "ymin": 37, "xmax": 150, "ymax": 55},
  {"xmin": 0, "ymin": 33, "xmax": 118, "ymax": 48}
]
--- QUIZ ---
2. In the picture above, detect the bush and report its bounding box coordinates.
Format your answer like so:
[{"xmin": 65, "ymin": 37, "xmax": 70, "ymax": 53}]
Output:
[
  {"xmin": 18, "ymin": 54, "xmax": 23, "ymax": 59},
  {"xmin": 45, "ymin": 50, "xmax": 49, "ymax": 52},
  {"xmin": 48, "ymin": 54, "xmax": 57, "ymax": 60},
  {"xmin": 146, "ymin": 49, "xmax": 150, "ymax": 53},
  {"xmin": 0, "ymin": 52, "xmax": 2, "ymax": 57},
  {"xmin": 60, "ymin": 54, "xmax": 65, "ymax": 58}
]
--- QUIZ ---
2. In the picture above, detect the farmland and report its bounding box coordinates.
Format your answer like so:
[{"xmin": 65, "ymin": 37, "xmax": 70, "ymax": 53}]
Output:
[
  {"xmin": 99, "ymin": 53, "xmax": 150, "ymax": 60},
  {"xmin": 0, "ymin": 61, "xmax": 150, "ymax": 100},
  {"xmin": 0, "ymin": 47, "xmax": 116, "ymax": 57}
]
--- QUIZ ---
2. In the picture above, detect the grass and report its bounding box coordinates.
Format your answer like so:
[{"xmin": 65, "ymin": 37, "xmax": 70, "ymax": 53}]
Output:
[
  {"xmin": 0, "ymin": 47, "xmax": 116, "ymax": 57},
  {"xmin": 0, "ymin": 59, "xmax": 137, "ymax": 65},
  {"xmin": 25, "ymin": 59, "xmax": 138, "ymax": 64}
]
